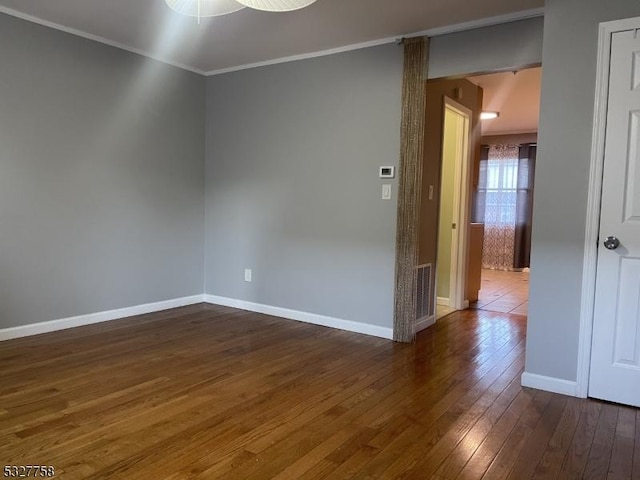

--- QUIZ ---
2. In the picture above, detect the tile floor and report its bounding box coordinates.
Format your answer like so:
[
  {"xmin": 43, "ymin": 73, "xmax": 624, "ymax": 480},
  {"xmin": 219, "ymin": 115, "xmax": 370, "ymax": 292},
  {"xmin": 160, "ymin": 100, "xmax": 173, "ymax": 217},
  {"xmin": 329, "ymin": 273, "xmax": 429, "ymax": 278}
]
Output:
[
  {"xmin": 435, "ymin": 268, "xmax": 529, "ymax": 320},
  {"xmin": 470, "ymin": 268, "xmax": 529, "ymax": 315}
]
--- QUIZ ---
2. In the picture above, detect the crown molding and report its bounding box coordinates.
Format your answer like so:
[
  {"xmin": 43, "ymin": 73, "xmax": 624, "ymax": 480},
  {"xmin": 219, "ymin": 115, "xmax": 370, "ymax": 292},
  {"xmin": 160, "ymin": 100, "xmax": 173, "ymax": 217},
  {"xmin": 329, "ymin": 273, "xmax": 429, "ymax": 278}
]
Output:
[
  {"xmin": 0, "ymin": 5, "xmax": 543, "ymax": 77},
  {"xmin": 205, "ymin": 7, "xmax": 544, "ymax": 76},
  {"xmin": 407, "ymin": 6, "xmax": 544, "ymax": 39},
  {"xmin": 205, "ymin": 36, "xmax": 399, "ymax": 76},
  {"xmin": 0, "ymin": 6, "xmax": 207, "ymax": 75}
]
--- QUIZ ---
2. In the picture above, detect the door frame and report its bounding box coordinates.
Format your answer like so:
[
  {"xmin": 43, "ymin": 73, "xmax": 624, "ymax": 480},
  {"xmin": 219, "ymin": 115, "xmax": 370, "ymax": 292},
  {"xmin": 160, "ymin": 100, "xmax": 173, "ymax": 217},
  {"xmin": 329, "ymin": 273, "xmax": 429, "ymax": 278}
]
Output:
[
  {"xmin": 439, "ymin": 98, "xmax": 473, "ymax": 311},
  {"xmin": 577, "ymin": 15, "xmax": 640, "ymax": 398}
]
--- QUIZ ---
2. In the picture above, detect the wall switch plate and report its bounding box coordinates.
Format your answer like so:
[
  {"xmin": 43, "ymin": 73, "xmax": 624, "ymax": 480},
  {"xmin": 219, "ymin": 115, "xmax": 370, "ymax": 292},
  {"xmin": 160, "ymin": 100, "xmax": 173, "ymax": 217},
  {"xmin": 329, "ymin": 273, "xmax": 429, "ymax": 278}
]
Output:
[
  {"xmin": 382, "ymin": 184, "xmax": 392, "ymax": 200},
  {"xmin": 244, "ymin": 269, "xmax": 252, "ymax": 282}
]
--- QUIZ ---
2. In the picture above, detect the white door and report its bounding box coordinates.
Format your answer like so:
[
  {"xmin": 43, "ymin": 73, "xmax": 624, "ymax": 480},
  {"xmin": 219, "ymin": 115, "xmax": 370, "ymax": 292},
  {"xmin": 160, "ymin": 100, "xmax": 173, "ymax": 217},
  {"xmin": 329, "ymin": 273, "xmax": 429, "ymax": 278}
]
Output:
[{"xmin": 589, "ymin": 29, "xmax": 640, "ymax": 407}]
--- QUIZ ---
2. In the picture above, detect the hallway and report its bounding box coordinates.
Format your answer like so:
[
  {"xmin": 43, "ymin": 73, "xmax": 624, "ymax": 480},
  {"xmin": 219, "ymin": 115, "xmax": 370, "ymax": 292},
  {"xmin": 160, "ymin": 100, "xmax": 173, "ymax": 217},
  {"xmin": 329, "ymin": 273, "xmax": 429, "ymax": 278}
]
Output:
[
  {"xmin": 437, "ymin": 269, "xmax": 529, "ymax": 321},
  {"xmin": 472, "ymin": 269, "xmax": 529, "ymax": 316}
]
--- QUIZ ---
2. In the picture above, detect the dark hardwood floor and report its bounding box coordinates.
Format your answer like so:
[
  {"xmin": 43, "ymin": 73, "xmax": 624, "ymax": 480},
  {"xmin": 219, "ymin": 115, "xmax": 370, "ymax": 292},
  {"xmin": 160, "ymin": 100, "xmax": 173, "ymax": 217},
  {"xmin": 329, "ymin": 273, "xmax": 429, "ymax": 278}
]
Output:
[{"xmin": 0, "ymin": 304, "xmax": 638, "ymax": 479}]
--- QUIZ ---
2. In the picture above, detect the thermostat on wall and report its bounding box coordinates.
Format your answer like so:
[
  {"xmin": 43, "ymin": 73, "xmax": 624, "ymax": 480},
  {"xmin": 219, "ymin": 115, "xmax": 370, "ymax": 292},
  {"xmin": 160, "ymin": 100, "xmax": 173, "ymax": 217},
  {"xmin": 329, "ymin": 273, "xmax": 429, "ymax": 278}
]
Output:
[{"xmin": 379, "ymin": 166, "xmax": 395, "ymax": 179}]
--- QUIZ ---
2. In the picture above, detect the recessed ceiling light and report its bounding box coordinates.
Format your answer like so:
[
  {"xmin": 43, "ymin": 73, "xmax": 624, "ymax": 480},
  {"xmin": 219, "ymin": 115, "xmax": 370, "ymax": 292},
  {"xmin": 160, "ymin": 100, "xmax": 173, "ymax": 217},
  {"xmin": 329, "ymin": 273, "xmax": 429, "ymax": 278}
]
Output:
[{"xmin": 480, "ymin": 111, "xmax": 500, "ymax": 120}]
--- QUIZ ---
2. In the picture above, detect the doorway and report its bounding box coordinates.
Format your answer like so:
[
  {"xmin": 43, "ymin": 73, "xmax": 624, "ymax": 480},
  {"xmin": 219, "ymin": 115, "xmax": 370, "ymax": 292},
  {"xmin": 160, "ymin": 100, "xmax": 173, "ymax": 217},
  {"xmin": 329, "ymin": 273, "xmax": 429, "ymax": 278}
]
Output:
[
  {"xmin": 415, "ymin": 77, "xmax": 484, "ymax": 331},
  {"xmin": 425, "ymin": 68, "xmax": 541, "ymax": 323},
  {"xmin": 398, "ymin": 63, "xmax": 542, "ymax": 338},
  {"xmin": 435, "ymin": 100, "xmax": 472, "ymax": 319},
  {"xmin": 465, "ymin": 67, "xmax": 541, "ymax": 317}
]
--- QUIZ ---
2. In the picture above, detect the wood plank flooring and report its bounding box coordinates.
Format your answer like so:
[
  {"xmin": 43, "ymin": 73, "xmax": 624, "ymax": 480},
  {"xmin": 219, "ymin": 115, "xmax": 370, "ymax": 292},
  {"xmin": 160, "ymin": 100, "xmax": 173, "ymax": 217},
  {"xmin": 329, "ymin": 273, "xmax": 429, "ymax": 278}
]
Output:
[{"xmin": 0, "ymin": 304, "xmax": 638, "ymax": 479}]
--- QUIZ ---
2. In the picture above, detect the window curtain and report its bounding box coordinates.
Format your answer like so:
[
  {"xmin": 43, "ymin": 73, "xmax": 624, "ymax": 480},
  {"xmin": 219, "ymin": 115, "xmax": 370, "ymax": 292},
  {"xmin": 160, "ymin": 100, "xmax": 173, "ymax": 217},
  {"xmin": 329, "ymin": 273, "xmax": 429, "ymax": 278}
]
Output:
[
  {"xmin": 474, "ymin": 143, "xmax": 536, "ymax": 270},
  {"xmin": 514, "ymin": 143, "xmax": 536, "ymax": 269}
]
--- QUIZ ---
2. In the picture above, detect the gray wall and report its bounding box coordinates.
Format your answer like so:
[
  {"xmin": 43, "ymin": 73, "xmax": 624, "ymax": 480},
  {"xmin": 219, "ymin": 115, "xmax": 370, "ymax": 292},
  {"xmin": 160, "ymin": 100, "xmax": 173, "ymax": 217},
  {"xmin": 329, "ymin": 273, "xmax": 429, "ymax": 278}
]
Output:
[
  {"xmin": 205, "ymin": 45, "xmax": 402, "ymax": 328},
  {"xmin": 0, "ymin": 11, "xmax": 544, "ymax": 333},
  {"xmin": 525, "ymin": 0, "xmax": 640, "ymax": 381},
  {"xmin": 0, "ymin": 13, "xmax": 206, "ymax": 329},
  {"xmin": 204, "ymin": 20, "xmax": 544, "ymax": 330},
  {"xmin": 429, "ymin": 17, "xmax": 544, "ymax": 79}
]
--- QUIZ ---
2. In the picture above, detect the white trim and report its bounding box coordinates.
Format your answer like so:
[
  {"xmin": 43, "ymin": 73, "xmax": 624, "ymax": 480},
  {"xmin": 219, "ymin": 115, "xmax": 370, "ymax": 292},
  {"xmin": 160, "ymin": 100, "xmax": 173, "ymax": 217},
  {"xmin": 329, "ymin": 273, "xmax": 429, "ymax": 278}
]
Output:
[
  {"xmin": 437, "ymin": 297, "xmax": 450, "ymax": 307},
  {"xmin": 443, "ymin": 99, "xmax": 473, "ymax": 312},
  {"xmin": 0, "ymin": 295, "xmax": 205, "ymax": 342},
  {"xmin": 204, "ymin": 295, "xmax": 393, "ymax": 340},
  {"xmin": 205, "ymin": 37, "xmax": 398, "ymax": 76},
  {"xmin": 204, "ymin": 7, "xmax": 545, "ymax": 76},
  {"xmin": 576, "ymin": 16, "xmax": 640, "ymax": 399},
  {"xmin": 0, "ymin": 5, "xmax": 543, "ymax": 77},
  {"xmin": 521, "ymin": 372, "xmax": 579, "ymax": 397},
  {"xmin": 0, "ymin": 293, "xmax": 395, "ymax": 342},
  {"xmin": 416, "ymin": 315, "xmax": 436, "ymax": 332},
  {"xmin": 409, "ymin": 7, "xmax": 544, "ymax": 39},
  {"xmin": 0, "ymin": 6, "xmax": 206, "ymax": 75}
]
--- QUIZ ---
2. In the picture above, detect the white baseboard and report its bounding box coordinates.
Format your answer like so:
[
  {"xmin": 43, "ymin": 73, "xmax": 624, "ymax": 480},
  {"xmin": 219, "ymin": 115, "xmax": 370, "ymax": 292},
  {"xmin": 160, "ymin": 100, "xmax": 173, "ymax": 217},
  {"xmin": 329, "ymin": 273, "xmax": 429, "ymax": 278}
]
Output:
[
  {"xmin": 1, "ymin": 293, "xmax": 394, "ymax": 343},
  {"xmin": 204, "ymin": 295, "xmax": 393, "ymax": 340},
  {"xmin": 437, "ymin": 297, "xmax": 450, "ymax": 306},
  {"xmin": 438, "ymin": 298, "xmax": 468, "ymax": 310},
  {"xmin": 521, "ymin": 372, "xmax": 580, "ymax": 397},
  {"xmin": 0, "ymin": 295, "xmax": 205, "ymax": 342},
  {"xmin": 416, "ymin": 315, "xmax": 436, "ymax": 333}
]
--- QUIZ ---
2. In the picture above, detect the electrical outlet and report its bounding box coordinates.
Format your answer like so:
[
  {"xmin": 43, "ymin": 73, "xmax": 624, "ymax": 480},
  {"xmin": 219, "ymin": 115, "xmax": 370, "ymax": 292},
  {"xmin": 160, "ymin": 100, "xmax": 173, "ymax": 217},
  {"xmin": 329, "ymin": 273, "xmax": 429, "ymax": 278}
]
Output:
[{"xmin": 244, "ymin": 269, "xmax": 252, "ymax": 282}]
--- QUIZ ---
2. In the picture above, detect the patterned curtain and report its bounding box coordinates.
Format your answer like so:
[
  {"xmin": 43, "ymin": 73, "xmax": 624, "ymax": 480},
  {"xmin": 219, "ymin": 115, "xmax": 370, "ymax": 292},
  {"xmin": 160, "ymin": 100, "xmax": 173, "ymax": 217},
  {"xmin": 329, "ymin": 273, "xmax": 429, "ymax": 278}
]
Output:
[{"xmin": 476, "ymin": 145, "xmax": 520, "ymax": 270}]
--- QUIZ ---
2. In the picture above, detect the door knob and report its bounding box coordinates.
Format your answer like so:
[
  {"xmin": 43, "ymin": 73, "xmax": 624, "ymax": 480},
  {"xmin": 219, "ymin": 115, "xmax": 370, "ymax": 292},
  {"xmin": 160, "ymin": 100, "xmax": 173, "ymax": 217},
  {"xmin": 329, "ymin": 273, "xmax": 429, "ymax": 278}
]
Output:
[{"xmin": 603, "ymin": 236, "xmax": 620, "ymax": 250}]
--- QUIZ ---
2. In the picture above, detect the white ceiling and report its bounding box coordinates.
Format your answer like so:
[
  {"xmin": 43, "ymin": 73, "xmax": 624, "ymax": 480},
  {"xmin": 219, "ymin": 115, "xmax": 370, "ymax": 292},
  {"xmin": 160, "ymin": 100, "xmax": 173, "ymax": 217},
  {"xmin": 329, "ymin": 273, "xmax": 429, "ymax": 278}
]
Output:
[
  {"xmin": 468, "ymin": 67, "xmax": 542, "ymax": 136},
  {"xmin": 0, "ymin": 0, "xmax": 543, "ymax": 75}
]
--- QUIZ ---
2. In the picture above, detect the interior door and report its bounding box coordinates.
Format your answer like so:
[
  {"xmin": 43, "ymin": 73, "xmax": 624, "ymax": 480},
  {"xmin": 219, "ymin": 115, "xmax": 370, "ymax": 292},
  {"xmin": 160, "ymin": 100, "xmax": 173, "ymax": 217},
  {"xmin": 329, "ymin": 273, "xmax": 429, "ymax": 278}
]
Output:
[{"xmin": 589, "ymin": 29, "xmax": 640, "ymax": 407}]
